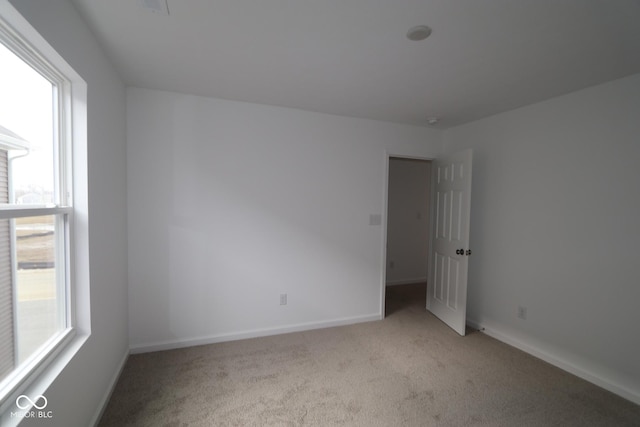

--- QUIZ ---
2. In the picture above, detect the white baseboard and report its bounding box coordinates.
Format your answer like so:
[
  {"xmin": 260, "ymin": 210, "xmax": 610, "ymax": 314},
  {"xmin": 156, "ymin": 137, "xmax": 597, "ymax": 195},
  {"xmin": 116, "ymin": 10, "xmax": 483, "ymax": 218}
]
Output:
[
  {"xmin": 385, "ymin": 277, "xmax": 427, "ymax": 286},
  {"xmin": 129, "ymin": 313, "xmax": 381, "ymax": 354},
  {"xmin": 91, "ymin": 348, "xmax": 129, "ymax": 426},
  {"xmin": 466, "ymin": 318, "xmax": 640, "ymax": 406}
]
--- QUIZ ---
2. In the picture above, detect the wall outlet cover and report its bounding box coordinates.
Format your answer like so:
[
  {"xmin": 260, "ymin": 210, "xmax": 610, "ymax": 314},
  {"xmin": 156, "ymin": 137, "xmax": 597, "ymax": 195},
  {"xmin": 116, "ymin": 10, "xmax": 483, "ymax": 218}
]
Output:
[{"xmin": 517, "ymin": 306, "xmax": 527, "ymax": 320}]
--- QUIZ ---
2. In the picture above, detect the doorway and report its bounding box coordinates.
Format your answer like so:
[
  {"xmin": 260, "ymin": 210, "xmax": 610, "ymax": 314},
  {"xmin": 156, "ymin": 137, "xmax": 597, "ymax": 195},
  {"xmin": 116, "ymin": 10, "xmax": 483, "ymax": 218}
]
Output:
[{"xmin": 384, "ymin": 157, "xmax": 432, "ymax": 317}]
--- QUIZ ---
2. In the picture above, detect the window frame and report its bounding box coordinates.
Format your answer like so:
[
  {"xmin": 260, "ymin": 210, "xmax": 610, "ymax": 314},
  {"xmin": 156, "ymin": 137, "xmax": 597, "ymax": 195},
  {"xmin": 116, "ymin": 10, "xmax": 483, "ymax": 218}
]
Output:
[{"xmin": 0, "ymin": 12, "xmax": 79, "ymax": 412}]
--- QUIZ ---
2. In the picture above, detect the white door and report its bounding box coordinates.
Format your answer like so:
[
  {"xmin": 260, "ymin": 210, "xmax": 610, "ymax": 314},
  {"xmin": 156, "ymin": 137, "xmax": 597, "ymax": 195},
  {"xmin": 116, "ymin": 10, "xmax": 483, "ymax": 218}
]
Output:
[{"xmin": 427, "ymin": 149, "xmax": 472, "ymax": 336}]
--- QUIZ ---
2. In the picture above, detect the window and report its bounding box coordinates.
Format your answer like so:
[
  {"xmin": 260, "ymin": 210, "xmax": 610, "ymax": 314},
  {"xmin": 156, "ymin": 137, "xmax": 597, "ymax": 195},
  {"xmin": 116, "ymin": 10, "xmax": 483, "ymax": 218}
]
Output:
[{"xmin": 0, "ymin": 19, "xmax": 75, "ymax": 403}]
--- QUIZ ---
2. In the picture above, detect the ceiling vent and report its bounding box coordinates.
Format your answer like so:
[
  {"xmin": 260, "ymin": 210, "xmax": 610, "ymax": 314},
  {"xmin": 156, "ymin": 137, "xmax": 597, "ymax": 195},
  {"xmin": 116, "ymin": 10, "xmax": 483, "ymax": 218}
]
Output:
[{"xmin": 139, "ymin": 0, "xmax": 169, "ymax": 16}]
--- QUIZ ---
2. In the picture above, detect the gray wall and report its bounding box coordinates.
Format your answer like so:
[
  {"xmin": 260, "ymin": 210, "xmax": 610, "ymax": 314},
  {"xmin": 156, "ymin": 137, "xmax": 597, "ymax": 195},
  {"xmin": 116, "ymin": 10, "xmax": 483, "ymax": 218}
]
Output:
[
  {"xmin": 444, "ymin": 73, "xmax": 640, "ymax": 404},
  {"xmin": 126, "ymin": 87, "xmax": 443, "ymax": 352},
  {"xmin": 6, "ymin": 0, "xmax": 129, "ymax": 425}
]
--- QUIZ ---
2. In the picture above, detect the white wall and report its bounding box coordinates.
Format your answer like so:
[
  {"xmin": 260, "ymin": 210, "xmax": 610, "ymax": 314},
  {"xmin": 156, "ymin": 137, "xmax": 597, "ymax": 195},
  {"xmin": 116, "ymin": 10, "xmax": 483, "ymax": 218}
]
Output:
[
  {"xmin": 444, "ymin": 73, "xmax": 640, "ymax": 404},
  {"xmin": 386, "ymin": 158, "xmax": 430, "ymax": 285},
  {"xmin": 127, "ymin": 87, "xmax": 442, "ymax": 351},
  {"xmin": 6, "ymin": 0, "xmax": 128, "ymax": 425}
]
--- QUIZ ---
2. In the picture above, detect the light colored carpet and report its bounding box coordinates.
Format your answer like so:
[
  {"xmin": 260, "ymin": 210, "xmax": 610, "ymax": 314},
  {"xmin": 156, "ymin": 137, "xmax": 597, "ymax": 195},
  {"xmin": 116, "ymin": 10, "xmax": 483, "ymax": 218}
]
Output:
[{"xmin": 99, "ymin": 283, "xmax": 640, "ymax": 426}]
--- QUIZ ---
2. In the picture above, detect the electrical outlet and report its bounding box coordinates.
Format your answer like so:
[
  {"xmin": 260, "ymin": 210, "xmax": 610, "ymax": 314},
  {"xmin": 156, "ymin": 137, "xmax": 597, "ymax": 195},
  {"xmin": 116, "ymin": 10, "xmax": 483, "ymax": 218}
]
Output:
[
  {"xmin": 517, "ymin": 305, "xmax": 527, "ymax": 320},
  {"xmin": 280, "ymin": 294, "xmax": 287, "ymax": 306}
]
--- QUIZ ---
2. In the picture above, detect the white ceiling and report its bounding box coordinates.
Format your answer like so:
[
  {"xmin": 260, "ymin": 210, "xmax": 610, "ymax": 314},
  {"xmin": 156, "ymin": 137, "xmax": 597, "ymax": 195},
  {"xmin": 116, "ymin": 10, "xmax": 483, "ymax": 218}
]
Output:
[{"xmin": 69, "ymin": 0, "xmax": 640, "ymax": 128}]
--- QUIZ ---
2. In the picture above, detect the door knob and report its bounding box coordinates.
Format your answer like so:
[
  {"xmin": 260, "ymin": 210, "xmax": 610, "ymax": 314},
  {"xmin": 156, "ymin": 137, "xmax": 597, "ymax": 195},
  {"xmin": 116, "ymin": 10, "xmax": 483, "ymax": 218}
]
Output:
[{"xmin": 456, "ymin": 249, "xmax": 464, "ymax": 255}]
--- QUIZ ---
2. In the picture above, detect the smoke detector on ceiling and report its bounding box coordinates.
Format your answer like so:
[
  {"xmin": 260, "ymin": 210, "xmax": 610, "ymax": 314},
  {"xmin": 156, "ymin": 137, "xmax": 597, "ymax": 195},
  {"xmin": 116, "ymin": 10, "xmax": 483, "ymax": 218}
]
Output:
[
  {"xmin": 426, "ymin": 117, "xmax": 440, "ymax": 126},
  {"xmin": 139, "ymin": 0, "xmax": 170, "ymax": 16},
  {"xmin": 406, "ymin": 25, "xmax": 432, "ymax": 41}
]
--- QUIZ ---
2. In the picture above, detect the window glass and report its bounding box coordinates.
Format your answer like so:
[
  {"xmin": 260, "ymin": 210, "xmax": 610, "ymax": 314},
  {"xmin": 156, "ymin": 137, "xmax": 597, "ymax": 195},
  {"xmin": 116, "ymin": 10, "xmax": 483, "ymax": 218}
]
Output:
[
  {"xmin": 13, "ymin": 215, "xmax": 62, "ymax": 364},
  {"xmin": 0, "ymin": 42, "xmax": 55, "ymax": 205},
  {"xmin": 0, "ymin": 35, "xmax": 68, "ymax": 392}
]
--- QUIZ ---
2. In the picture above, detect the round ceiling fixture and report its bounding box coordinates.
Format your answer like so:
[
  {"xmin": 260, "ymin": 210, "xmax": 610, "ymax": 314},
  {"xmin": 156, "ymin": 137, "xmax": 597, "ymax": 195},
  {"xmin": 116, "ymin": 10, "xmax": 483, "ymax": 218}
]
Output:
[
  {"xmin": 406, "ymin": 25, "xmax": 432, "ymax": 41},
  {"xmin": 426, "ymin": 117, "xmax": 440, "ymax": 125}
]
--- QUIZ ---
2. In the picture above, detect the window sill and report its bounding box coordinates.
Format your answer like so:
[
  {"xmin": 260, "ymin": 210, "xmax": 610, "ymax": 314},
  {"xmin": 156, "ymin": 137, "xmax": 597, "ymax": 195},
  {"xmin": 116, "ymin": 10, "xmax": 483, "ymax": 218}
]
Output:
[{"xmin": 0, "ymin": 329, "xmax": 89, "ymax": 425}]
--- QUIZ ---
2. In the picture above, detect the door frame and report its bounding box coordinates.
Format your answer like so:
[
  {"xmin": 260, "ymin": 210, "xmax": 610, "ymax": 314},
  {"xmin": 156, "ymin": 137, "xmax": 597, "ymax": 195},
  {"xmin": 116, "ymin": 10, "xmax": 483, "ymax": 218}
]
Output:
[{"xmin": 380, "ymin": 152, "xmax": 435, "ymax": 318}]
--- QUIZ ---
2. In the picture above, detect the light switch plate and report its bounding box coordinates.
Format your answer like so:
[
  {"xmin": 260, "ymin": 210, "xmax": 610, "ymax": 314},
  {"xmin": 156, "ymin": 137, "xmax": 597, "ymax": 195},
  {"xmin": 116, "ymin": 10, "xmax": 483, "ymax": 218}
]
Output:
[{"xmin": 369, "ymin": 214, "xmax": 382, "ymax": 226}]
